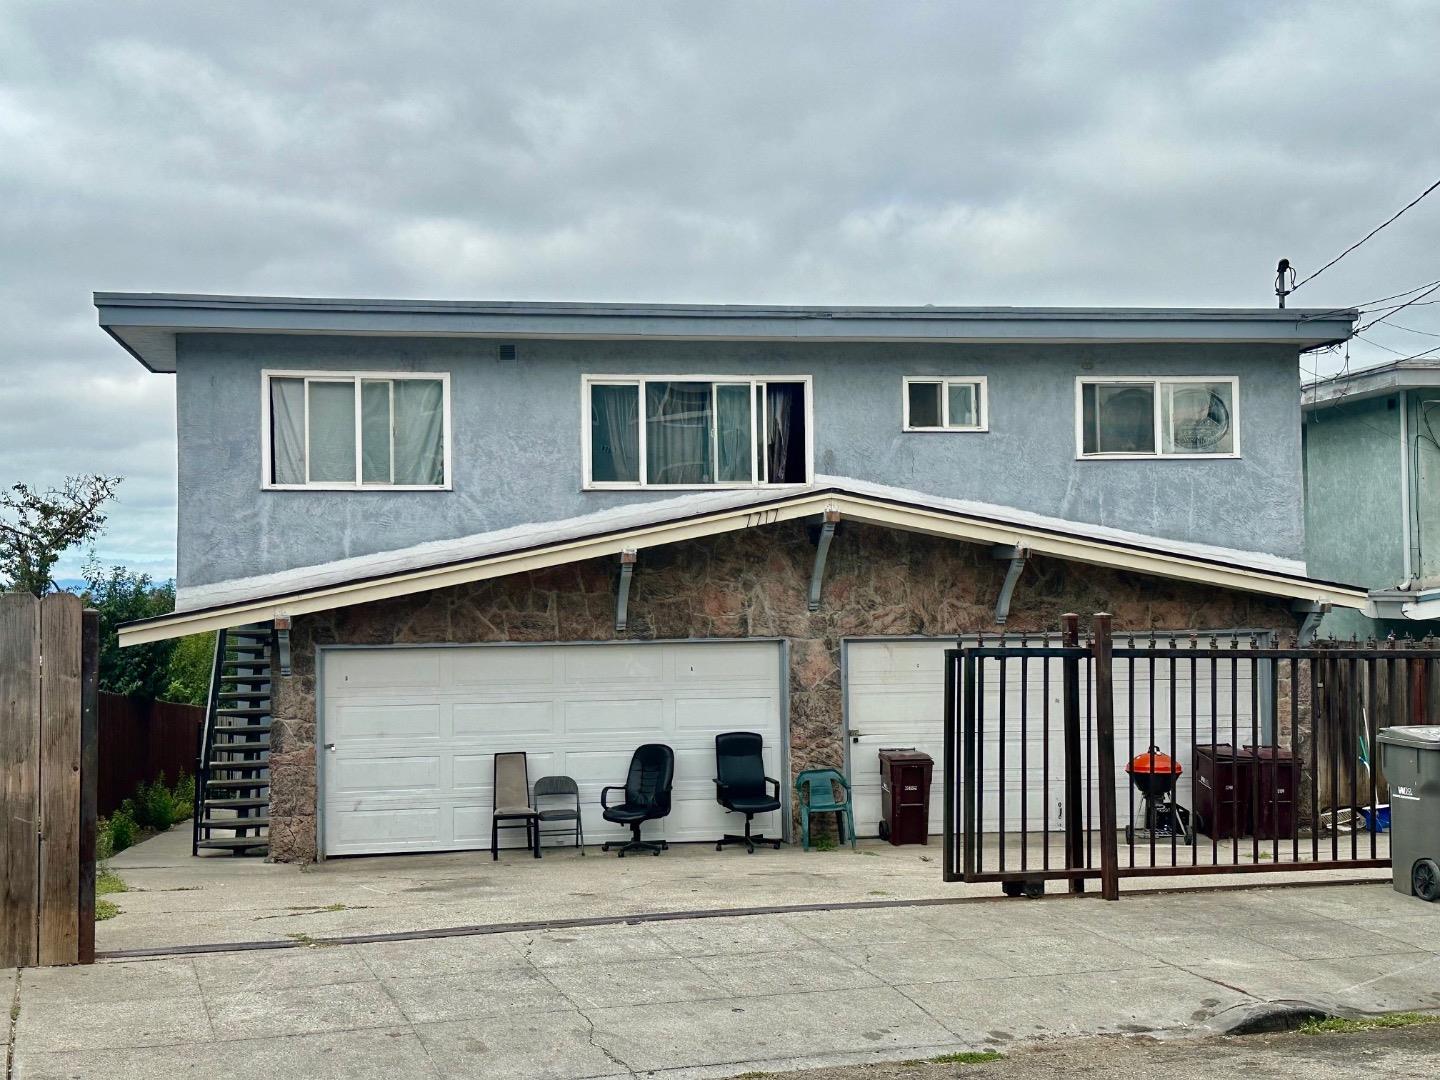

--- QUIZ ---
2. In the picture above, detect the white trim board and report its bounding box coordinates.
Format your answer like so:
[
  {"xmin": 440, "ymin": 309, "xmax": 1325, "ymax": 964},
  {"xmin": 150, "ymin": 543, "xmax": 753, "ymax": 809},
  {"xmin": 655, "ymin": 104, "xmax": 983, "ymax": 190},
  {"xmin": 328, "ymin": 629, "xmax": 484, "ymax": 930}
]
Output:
[{"xmin": 119, "ymin": 477, "xmax": 1367, "ymax": 646}]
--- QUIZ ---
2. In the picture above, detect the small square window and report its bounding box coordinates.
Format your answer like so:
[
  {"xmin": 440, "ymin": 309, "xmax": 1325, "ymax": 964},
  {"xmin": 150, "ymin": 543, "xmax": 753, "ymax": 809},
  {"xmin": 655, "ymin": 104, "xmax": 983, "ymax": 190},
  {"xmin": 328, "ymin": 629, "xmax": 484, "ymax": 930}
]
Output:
[{"xmin": 903, "ymin": 377, "xmax": 987, "ymax": 431}]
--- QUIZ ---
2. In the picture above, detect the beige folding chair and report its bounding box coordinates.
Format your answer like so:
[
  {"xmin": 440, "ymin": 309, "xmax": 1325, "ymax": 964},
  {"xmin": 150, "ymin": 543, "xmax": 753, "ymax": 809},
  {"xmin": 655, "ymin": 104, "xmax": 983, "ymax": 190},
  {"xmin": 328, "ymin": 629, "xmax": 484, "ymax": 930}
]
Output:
[{"xmin": 492, "ymin": 751, "xmax": 540, "ymax": 859}]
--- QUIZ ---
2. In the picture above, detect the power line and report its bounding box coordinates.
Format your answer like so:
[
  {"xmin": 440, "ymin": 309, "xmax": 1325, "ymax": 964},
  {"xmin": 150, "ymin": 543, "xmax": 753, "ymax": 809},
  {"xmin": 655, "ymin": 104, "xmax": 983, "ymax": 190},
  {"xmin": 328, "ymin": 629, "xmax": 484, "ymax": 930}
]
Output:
[
  {"xmin": 1292, "ymin": 175, "xmax": 1440, "ymax": 292},
  {"xmin": 1297, "ymin": 277, "xmax": 1440, "ymax": 321},
  {"xmin": 1355, "ymin": 280, "xmax": 1440, "ymax": 333}
]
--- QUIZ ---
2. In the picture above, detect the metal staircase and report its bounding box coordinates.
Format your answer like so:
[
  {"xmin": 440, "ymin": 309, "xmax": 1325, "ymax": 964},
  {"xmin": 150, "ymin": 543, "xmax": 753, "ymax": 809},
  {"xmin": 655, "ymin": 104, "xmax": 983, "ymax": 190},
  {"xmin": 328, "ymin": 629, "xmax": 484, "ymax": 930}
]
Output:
[{"xmin": 192, "ymin": 624, "xmax": 273, "ymax": 856}]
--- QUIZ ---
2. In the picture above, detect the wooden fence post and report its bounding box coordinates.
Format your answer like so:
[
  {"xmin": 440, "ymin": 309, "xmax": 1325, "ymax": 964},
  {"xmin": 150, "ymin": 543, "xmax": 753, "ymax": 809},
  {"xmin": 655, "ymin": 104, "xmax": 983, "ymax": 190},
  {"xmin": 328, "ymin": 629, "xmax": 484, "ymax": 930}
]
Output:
[
  {"xmin": 78, "ymin": 609, "xmax": 99, "ymax": 964},
  {"xmin": 1091, "ymin": 612, "xmax": 1121, "ymax": 902},
  {"xmin": 1, "ymin": 593, "xmax": 41, "ymax": 968}
]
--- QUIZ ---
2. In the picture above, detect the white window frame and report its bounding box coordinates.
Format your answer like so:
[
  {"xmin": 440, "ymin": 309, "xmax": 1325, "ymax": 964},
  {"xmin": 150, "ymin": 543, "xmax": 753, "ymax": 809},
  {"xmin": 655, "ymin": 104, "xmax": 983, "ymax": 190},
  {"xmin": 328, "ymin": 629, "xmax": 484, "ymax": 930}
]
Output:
[
  {"xmin": 261, "ymin": 369, "xmax": 453, "ymax": 491},
  {"xmin": 581, "ymin": 373, "xmax": 815, "ymax": 490},
  {"xmin": 901, "ymin": 376, "xmax": 989, "ymax": 432},
  {"xmin": 1074, "ymin": 375, "xmax": 1241, "ymax": 460}
]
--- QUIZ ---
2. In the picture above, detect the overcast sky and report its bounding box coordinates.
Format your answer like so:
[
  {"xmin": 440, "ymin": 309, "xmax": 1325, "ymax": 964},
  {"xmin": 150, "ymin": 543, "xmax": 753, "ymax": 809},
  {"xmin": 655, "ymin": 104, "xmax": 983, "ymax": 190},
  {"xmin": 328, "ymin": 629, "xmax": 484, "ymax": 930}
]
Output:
[{"xmin": 3, "ymin": 1, "xmax": 1440, "ymax": 582}]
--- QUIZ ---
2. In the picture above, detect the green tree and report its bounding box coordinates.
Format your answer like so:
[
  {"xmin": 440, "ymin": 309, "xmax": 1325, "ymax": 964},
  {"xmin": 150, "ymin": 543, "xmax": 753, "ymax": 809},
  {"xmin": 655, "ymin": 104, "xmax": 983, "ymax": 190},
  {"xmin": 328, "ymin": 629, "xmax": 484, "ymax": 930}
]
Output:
[
  {"xmin": 0, "ymin": 476, "xmax": 121, "ymax": 595},
  {"xmin": 165, "ymin": 632, "xmax": 217, "ymax": 706},
  {"xmin": 83, "ymin": 563, "xmax": 176, "ymax": 700}
]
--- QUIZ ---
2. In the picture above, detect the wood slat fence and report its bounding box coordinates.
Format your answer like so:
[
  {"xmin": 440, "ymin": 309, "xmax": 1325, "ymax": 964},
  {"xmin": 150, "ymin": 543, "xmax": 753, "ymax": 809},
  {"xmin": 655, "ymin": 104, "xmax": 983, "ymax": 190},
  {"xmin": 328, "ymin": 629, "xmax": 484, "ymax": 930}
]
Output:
[
  {"xmin": 1, "ymin": 592, "xmax": 98, "ymax": 968},
  {"xmin": 98, "ymin": 694, "xmax": 203, "ymax": 817}
]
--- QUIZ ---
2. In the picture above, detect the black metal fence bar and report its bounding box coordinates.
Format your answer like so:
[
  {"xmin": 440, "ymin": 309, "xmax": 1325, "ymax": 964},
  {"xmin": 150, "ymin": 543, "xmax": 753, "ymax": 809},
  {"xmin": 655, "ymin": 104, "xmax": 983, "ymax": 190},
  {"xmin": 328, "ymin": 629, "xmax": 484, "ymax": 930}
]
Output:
[{"xmin": 947, "ymin": 619, "xmax": 1435, "ymax": 895}]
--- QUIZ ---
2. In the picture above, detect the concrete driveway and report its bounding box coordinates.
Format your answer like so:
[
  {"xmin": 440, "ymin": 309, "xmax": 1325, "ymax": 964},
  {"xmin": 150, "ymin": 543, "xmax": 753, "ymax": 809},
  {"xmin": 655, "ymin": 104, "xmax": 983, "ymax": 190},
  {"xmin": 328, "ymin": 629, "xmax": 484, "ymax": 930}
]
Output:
[
  {"xmin": 10, "ymin": 882, "xmax": 1440, "ymax": 1079},
  {"xmin": 97, "ymin": 825, "xmax": 1393, "ymax": 955}
]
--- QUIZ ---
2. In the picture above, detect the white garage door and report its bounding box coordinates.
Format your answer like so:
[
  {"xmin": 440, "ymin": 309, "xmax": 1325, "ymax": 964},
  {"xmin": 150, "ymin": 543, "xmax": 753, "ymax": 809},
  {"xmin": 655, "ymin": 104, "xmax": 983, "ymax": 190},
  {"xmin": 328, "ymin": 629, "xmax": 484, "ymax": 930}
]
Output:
[
  {"xmin": 321, "ymin": 641, "xmax": 785, "ymax": 856},
  {"xmin": 844, "ymin": 637, "xmax": 1264, "ymax": 837}
]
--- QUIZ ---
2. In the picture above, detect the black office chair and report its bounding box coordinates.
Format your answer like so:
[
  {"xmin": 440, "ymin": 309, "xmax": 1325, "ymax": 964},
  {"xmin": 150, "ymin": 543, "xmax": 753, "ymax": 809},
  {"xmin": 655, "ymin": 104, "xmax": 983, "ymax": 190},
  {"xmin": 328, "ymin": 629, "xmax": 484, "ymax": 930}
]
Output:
[
  {"xmin": 714, "ymin": 731, "xmax": 783, "ymax": 853},
  {"xmin": 601, "ymin": 743, "xmax": 674, "ymax": 856}
]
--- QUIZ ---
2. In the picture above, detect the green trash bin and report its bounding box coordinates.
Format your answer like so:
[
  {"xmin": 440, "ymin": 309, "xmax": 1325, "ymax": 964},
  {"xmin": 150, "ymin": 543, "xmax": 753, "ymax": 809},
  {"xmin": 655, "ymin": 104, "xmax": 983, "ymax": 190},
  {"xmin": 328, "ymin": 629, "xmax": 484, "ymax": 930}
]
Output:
[{"xmin": 1377, "ymin": 726, "xmax": 1440, "ymax": 902}]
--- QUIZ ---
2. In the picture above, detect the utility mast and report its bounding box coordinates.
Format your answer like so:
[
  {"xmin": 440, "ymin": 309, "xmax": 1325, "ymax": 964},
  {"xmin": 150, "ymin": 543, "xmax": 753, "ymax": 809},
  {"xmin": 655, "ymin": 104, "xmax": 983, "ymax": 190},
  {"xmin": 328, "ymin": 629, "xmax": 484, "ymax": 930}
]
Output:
[{"xmin": 1275, "ymin": 259, "xmax": 1295, "ymax": 308}]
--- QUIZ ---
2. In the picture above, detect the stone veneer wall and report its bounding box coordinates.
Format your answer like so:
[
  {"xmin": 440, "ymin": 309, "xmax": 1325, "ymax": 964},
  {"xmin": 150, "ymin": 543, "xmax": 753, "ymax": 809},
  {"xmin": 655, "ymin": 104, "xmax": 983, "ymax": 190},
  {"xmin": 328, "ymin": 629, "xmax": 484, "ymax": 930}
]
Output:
[{"xmin": 268, "ymin": 521, "xmax": 1297, "ymax": 861}]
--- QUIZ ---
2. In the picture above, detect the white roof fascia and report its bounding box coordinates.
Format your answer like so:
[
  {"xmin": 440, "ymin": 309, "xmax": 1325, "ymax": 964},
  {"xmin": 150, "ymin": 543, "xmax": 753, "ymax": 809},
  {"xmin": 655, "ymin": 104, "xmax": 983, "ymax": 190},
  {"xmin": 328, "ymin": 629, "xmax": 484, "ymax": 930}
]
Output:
[{"xmin": 120, "ymin": 479, "xmax": 1367, "ymax": 647}]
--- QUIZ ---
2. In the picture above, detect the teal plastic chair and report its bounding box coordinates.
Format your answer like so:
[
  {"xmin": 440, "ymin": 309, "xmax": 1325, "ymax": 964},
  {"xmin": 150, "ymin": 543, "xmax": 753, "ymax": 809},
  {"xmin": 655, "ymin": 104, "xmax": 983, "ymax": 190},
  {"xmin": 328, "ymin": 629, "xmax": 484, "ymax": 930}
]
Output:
[{"xmin": 794, "ymin": 768, "xmax": 856, "ymax": 850}]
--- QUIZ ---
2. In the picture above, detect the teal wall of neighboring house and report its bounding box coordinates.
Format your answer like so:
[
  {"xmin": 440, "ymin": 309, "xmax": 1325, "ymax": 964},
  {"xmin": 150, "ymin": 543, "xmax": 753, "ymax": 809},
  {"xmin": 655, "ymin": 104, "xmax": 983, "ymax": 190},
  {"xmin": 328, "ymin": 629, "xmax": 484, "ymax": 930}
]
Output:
[
  {"xmin": 1305, "ymin": 388, "xmax": 1440, "ymax": 640},
  {"xmin": 1304, "ymin": 394, "xmax": 1405, "ymax": 590},
  {"xmin": 174, "ymin": 333, "xmax": 1306, "ymax": 589},
  {"xmin": 1409, "ymin": 391, "xmax": 1440, "ymax": 584}
]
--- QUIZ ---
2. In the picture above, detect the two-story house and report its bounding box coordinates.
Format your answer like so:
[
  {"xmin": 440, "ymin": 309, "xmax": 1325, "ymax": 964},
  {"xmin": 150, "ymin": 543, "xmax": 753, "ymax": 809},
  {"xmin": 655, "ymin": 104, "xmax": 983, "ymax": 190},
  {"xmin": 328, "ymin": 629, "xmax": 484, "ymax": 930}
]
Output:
[
  {"xmin": 99, "ymin": 293, "xmax": 1366, "ymax": 862},
  {"xmin": 1304, "ymin": 357, "xmax": 1440, "ymax": 639}
]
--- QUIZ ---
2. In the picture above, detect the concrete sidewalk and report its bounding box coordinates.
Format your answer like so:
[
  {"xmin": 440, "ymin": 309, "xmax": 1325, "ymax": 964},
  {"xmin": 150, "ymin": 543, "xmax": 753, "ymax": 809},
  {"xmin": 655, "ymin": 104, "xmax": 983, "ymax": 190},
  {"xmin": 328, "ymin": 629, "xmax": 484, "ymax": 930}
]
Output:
[{"xmin": 11, "ymin": 882, "xmax": 1440, "ymax": 1079}]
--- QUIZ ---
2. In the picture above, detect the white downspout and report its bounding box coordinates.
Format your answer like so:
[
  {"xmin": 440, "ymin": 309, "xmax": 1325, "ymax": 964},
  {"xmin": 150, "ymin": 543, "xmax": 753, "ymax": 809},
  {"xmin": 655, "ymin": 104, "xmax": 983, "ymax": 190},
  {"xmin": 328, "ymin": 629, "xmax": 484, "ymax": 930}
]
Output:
[{"xmin": 1401, "ymin": 392, "xmax": 1413, "ymax": 583}]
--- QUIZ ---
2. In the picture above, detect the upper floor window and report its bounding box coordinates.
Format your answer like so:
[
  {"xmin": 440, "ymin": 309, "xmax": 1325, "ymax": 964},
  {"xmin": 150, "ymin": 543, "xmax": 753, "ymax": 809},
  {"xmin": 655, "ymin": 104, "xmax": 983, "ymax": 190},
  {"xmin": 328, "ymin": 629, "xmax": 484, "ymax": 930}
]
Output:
[
  {"xmin": 263, "ymin": 371, "xmax": 450, "ymax": 489},
  {"xmin": 1077, "ymin": 376, "xmax": 1238, "ymax": 458},
  {"xmin": 902, "ymin": 376, "xmax": 988, "ymax": 432},
  {"xmin": 584, "ymin": 375, "xmax": 810, "ymax": 488}
]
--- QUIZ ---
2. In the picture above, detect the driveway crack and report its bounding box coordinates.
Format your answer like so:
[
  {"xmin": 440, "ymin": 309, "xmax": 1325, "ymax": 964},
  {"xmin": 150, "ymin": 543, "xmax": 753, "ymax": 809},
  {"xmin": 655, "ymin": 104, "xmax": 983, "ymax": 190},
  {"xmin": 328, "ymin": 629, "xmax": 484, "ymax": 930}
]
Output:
[{"xmin": 529, "ymin": 961, "xmax": 635, "ymax": 1076}]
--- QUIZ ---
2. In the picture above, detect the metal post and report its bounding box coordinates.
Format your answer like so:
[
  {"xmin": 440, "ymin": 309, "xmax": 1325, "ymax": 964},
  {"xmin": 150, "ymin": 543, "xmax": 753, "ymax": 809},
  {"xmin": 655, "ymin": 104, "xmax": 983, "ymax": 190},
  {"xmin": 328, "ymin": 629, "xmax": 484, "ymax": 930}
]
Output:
[
  {"xmin": 1061, "ymin": 613, "xmax": 1085, "ymax": 893},
  {"xmin": 1091, "ymin": 613, "xmax": 1121, "ymax": 901}
]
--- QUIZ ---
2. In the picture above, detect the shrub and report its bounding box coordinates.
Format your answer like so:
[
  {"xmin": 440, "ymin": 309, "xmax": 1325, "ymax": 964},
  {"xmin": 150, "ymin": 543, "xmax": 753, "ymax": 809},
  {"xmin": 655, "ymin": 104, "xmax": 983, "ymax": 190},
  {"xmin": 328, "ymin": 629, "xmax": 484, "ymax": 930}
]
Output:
[
  {"xmin": 96, "ymin": 822, "xmax": 115, "ymax": 861},
  {"xmin": 107, "ymin": 807, "xmax": 137, "ymax": 854},
  {"xmin": 136, "ymin": 774, "xmax": 177, "ymax": 831},
  {"xmin": 171, "ymin": 773, "xmax": 196, "ymax": 822}
]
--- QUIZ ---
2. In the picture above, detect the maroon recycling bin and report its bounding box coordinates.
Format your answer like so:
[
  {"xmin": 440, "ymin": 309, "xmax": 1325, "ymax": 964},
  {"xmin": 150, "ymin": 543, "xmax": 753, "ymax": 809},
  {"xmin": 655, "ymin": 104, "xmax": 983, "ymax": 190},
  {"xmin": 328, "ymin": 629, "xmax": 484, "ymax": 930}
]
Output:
[
  {"xmin": 1246, "ymin": 746, "xmax": 1301, "ymax": 840},
  {"xmin": 878, "ymin": 748, "xmax": 934, "ymax": 846},
  {"xmin": 1193, "ymin": 743, "xmax": 1253, "ymax": 840}
]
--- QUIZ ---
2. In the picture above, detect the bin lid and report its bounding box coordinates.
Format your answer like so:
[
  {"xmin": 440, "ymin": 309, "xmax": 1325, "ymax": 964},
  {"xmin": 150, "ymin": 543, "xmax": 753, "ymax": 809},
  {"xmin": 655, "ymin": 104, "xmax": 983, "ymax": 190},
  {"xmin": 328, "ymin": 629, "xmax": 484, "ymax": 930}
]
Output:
[
  {"xmin": 1194, "ymin": 743, "xmax": 1246, "ymax": 760},
  {"xmin": 1377, "ymin": 726, "xmax": 1440, "ymax": 749},
  {"xmin": 877, "ymin": 748, "xmax": 933, "ymax": 764},
  {"xmin": 1244, "ymin": 746, "xmax": 1298, "ymax": 764}
]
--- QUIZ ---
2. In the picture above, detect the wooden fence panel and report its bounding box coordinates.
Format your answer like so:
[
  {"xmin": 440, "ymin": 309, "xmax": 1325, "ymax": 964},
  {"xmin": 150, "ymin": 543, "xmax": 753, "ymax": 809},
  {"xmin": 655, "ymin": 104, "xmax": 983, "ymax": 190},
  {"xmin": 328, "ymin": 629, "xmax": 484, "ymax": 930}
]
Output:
[
  {"xmin": 97, "ymin": 694, "xmax": 204, "ymax": 816},
  {"xmin": 39, "ymin": 594, "xmax": 83, "ymax": 966},
  {"xmin": 0, "ymin": 594, "xmax": 41, "ymax": 968}
]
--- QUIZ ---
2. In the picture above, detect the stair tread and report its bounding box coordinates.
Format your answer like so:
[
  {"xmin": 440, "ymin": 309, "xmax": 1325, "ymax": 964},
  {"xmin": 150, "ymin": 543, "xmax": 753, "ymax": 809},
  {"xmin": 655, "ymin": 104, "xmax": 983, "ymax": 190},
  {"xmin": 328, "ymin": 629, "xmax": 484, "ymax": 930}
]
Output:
[
  {"xmin": 209, "ymin": 761, "xmax": 269, "ymax": 771},
  {"xmin": 212, "ymin": 738, "xmax": 271, "ymax": 747},
  {"xmin": 204, "ymin": 797, "xmax": 269, "ymax": 809},
  {"xmin": 200, "ymin": 817, "xmax": 270, "ymax": 829},
  {"xmin": 205, "ymin": 779, "xmax": 270, "ymax": 789},
  {"xmin": 196, "ymin": 837, "xmax": 269, "ymax": 851},
  {"xmin": 214, "ymin": 725, "xmax": 271, "ymax": 736},
  {"xmin": 217, "ymin": 707, "xmax": 270, "ymax": 717}
]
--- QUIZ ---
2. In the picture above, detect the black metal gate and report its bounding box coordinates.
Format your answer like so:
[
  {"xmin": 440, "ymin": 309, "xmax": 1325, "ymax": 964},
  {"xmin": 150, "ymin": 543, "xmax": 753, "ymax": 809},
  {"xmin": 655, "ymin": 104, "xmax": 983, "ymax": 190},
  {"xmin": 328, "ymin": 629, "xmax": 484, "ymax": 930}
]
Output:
[{"xmin": 944, "ymin": 613, "xmax": 1440, "ymax": 899}]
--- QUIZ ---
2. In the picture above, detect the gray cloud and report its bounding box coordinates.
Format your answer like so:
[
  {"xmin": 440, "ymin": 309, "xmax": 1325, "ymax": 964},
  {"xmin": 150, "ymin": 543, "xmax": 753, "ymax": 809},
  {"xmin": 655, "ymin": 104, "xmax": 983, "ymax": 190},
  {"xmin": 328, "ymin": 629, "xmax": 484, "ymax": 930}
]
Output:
[{"xmin": 3, "ymin": 0, "xmax": 1439, "ymax": 579}]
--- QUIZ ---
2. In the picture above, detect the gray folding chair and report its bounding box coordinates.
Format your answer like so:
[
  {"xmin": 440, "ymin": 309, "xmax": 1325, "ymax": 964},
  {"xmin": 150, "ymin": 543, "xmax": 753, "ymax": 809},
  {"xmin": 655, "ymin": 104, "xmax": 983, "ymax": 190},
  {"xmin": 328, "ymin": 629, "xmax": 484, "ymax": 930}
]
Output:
[
  {"xmin": 534, "ymin": 775, "xmax": 585, "ymax": 853},
  {"xmin": 491, "ymin": 751, "xmax": 540, "ymax": 859}
]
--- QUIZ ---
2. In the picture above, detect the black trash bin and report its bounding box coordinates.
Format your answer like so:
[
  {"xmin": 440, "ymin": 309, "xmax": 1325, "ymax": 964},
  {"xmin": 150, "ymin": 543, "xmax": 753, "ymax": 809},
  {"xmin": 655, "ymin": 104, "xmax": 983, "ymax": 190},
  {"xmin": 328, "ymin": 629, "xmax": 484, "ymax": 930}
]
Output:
[
  {"xmin": 877, "ymin": 748, "xmax": 933, "ymax": 846},
  {"xmin": 1246, "ymin": 746, "xmax": 1301, "ymax": 841},
  {"xmin": 1193, "ymin": 743, "xmax": 1253, "ymax": 840}
]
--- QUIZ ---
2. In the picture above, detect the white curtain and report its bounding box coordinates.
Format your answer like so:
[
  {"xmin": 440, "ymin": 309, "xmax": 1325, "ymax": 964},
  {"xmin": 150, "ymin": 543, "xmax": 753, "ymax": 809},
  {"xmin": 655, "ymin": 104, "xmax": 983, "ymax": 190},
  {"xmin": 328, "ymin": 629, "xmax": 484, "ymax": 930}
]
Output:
[
  {"xmin": 590, "ymin": 384, "xmax": 640, "ymax": 482},
  {"xmin": 393, "ymin": 379, "xmax": 445, "ymax": 485},
  {"xmin": 307, "ymin": 381, "xmax": 357, "ymax": 483},
  {"xmin": 646, "ymin": 382, "xmax": 712, "ymax": 484},
  {"xmin": 270, "ymin": 378, "xmax": 306, "ymax": 484},
  {"xmin": 361, "ymin": 380, "xmax": 392, "ymax": 484},
  {"xmin": 715, "ymin": 383, "xmax": 752, "ymax": 482}
]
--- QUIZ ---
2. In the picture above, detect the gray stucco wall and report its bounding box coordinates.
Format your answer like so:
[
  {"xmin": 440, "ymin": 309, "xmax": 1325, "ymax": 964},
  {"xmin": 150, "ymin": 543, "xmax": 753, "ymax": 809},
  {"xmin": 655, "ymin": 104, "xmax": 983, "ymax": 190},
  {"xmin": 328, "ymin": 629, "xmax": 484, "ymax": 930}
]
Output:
[{"xmin": 175, "ymin": 333, "xmax": 1306, "ymax": 588}]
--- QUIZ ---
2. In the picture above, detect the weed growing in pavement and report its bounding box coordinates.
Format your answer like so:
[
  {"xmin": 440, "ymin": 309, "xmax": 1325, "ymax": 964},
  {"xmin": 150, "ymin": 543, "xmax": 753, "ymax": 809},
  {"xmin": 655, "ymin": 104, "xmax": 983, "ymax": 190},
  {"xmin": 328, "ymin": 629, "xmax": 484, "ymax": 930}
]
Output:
[{"xmin": 1301, "ymin": 1012, "xmax": 1440, "ymax": 1034}]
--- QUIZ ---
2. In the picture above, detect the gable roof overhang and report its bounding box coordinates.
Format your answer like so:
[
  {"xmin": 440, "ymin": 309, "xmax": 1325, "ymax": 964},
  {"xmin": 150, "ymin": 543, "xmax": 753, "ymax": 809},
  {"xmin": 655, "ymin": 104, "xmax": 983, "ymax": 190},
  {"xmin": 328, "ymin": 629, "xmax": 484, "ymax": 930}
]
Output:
[
  {"xmin": 117, "ymin": 479, "xmax": 1369, "ymax": 647},
  {"xmin": 1303, "ymin": 358, "xmax": 1440, "ymax": 410},
  {"xmin": 95, "ymin": 293, "xmax": 1359, "ymax": 373}
]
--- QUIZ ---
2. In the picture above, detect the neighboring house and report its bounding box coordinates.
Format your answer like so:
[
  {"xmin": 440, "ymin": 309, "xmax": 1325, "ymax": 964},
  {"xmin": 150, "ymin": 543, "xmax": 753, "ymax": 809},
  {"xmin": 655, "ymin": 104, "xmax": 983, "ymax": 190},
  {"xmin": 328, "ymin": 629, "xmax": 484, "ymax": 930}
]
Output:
[
  {"xmin": 1304, "ymin": 358, "xmax": 1440, "ymax": 639},
  {"xmin": 98, "ymin": 293, "xmax": 1366, "ymax": 863}
]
